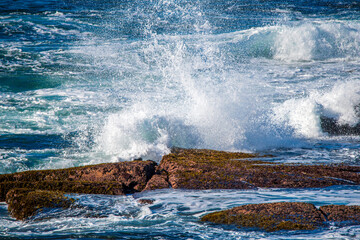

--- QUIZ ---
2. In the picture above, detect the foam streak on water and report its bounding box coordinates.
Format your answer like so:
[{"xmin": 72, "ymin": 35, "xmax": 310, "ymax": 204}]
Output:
[{"xmin": 1, "ymin": 187, "xmax": 360, "ymax": 239}]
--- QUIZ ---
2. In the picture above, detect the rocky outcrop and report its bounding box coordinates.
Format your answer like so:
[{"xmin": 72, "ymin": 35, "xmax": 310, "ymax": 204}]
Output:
[
  {"xmin": 158, "ymin": 148, "xmax": 360, "ymax": 190},
  {"xmin": 1, "ymin": 148, "xmax": 359, "ymax": 200},
  {"xmin": 143, "ymin": 170, "xmax": 170, "ymax": 191},
  {"xmin": 1, "ymin": 148, "xmax": 360, "ymax": 223},
  {"xmin": 320, "ymin": 116, "xmax": 360, "ymax": 135},
  {"xmin": 320, "ymin": 205, "xmax": 360, "ymax": 224},
  {"xmin": 0, "ymin": 160, "xmax": 157, "ymax": 201},
  {"xmin": 201, "ymin": 202, "xmax": 360, "ymax": 232},
  {"xmin": 6, "ymin": 188, "xmax": 74, "ymax": 220}
]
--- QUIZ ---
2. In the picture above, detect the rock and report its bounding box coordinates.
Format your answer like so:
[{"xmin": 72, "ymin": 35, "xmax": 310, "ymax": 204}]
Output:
[
  {"xmin": 0, "ymin": 181, "xmax": 125, "ymax": 202},
  {"xmin": 137, "ymin": 199, "xmax": 155, "ymax": 205},
  {"xmin": 158, "ymin": 148, "xmax": 360, "ymax": 190},
  {"xmin": 1, "ymin": 148, "xmax": 359, "ymax": 201},
  {"xmin": 143, "ymin": 171, "xmax": 170, "ymax": 191},
  {"xmin": 6, "ymin": 188, "xmax": 74, "ymax": 220},
  {"xmin": 320, "ymin": 205, "xmax": 360, "ymax": 224},
  {"xmin": 159, "ymin": 148, "xmax": 259, "ymax": 189},
  {"xmin": 320, "ymin": 116, "xmax": 360, "ymax": 135},
  {"xmin": 201, "ymin": 202, "xmax": 360, "ymax": 232},
  {"xmin": 0, "ymin": 160, "xmax": 157, "ymax": 201},
  {"xmin": 201, "ymin": 202, "xmax": 325, "ymax": 232}
]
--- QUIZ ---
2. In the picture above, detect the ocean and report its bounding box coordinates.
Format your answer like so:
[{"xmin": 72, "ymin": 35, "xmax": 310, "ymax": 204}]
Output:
[{"xmin": 0, "ymin": 0, "xmax": 360, "ymax": 239}]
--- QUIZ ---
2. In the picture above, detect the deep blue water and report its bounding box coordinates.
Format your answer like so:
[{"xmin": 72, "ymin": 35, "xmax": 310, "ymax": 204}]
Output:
[{"xmin": 1, "ymin": 0, "xmax": 360, "ymax": 239}]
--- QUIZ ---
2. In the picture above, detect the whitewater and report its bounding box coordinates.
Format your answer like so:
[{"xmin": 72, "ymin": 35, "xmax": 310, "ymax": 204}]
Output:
[{"xmin": 1, "ymin": 0, "xmax": 360, "ymax": 239}]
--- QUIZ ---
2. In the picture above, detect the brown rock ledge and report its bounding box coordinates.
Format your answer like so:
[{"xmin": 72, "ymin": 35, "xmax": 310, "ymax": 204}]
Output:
[
  {"xmin": 320, "ymin": 205, "xmax": 360, "ymax": 223},
  {"xmin": 0, "ymin": 160, "xmax": 157, "ymax": 201},
  {"xmin": 6, "ymin": 188, "xmax": 74, "ymax": 220},
  {"xmin": 201, "ymin": 202, "xmax": 360, "ymax": 231},
  {"xmin": 1, "ymin": 148, "xmax": 360, "ymax": 201},
  {"xmin": 155, "ymin": 148, "xmax": 360, "ymax": 190}
]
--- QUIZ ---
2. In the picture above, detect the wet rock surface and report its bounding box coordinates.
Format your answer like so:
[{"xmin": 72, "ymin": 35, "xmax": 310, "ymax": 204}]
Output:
[
  {"xmin": 320, "ymin": 116, "xmax": 360, "ymax": 135},
  {"xmin": 201, "ymin": 202, "xmax": 360, "ymax": 231},
  {"xmin": 158, "ymin": 148, "xmax": 360, "ymax": 190},
  {"xmin": 0, "ymin": 160, "xmax": 157, "ymax": 201},
  {"xmin": 6, "ymin": 188, "xmax": 73, "ymax": 220},
  {"xmin": 137, "ymin": 199, "xmax": 155, "ymax": 205},
  {"xmin": 320, "ymin": 205, "xmax": 360, "ymax": 224},
  {"xmin": 1, "ymin": 148, "xmax": 360, "ymax": 224},
  {"xmin": 144, "ymin": 171, "xmax": 170, "ymax": 191}
]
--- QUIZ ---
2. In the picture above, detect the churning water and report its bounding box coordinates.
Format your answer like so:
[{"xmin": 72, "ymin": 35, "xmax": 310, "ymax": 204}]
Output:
[{"xmin": 1, "ymin": 0, "xmax": 360, "ymax": 239}]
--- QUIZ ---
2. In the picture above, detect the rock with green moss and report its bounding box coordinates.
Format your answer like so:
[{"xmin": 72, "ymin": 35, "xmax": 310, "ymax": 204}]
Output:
[
  {"xmin": 0, "ymin": 160, "xmax": 157, "ymax": 201},
  {"xmin": 6, "ymin": 188, "xmax": 74, "ymax": 220},
  {"xmin": 320, "ymin": 205, "xmax": 360, "ymax": 224},
  {"xmin": 201, "ymin": 202, "xmax": 324, "ymax": 232},
  {"xmin": 201, "ymin": 202, "xmax": 360, "ymax": 231},
  {"xmin": 158, "ymin": 148, "xmax": 360, "ymax": 190},
  {"xmin": 1, "ymin": 148, "xmax": 359, "ymax": 200}
]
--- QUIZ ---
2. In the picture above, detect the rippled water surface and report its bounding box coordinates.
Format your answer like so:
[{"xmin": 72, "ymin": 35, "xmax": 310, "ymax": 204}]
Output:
[{"xmin": 1, "ymin": 187, "xmax": 360, "ymax": 240}]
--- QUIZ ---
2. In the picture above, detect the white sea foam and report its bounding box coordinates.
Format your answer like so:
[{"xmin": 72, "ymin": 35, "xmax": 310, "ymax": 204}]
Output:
[
  {"xmin": 273, "ymin": 80, "xmax": 360, "ymax": 139},
  {"xmin": 274, "ymin": 20, "xmax": 360, "ymax": 62},
  {"xmin": 2, "ymin": 8, "xmax": 360, "ymax": 165},
  {"xmin": 91, "ymin": 19, "xmax": 360, "ymax": 161}
]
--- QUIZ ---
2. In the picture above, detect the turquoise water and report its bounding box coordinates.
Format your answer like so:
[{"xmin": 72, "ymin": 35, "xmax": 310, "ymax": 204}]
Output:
[{"xmin": 0, "ymin": 0, "xmax": 360, "ymax": 238}]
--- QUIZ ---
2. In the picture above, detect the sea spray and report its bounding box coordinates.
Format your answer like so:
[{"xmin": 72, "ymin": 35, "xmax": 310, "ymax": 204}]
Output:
[
  {"xmin": 273, "ymin": 80, "xmax": 360, "ymax": 139},
  {"xmin": 1, "ymin": 0, "xmax": 360, "ymax": 238}
]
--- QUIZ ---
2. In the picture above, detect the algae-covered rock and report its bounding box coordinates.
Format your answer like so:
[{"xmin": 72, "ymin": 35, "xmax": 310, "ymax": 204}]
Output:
[
  {"xmin": 201, "ymin": 202, "xmax": 324, "ymax": 232},
  {"xmin": 6, "ymin": 188, "xmax": 74, "ymax": 220},
  {"xmin": 201, "ymin": 202, "xmax": 360, "ymax": 232},
  {"xmin": 0, "ymin": 180, "xmax": 125, "ymax": 201},
  {"xmin": 158, "ymin": 148, "xmax": 360, "ymax": 190},
  {"xmin": 320, "ymin": 205, "xmax": 360, "ymax": 224},
  {"xmin": 0, "ymin": 160, "xmax": 157, "ymax": 201}
]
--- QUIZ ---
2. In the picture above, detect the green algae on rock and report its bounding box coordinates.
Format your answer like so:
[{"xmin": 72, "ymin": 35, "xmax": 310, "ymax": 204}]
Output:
[
  {"xmin": 201, "ymin": 202, "xmax": 324, "ymax": 232},
  {"xmin": 158, "ymin": 148, "xmax": 360, "ymax": 190},
  {"xmin": 201, "ymin": 202, "xmax": 360, "ymax": 232},
  {"xmin": 0, "ymin": 160, "xmax": 157, "ymax": 201},
  {"xmin": 1, "ymin": 148, "xmax": 360, "ymax": 203},
  {"xmin": 6, "ymin": 188, "xmax": 74, "ymax": 220},
  {"xmin": 320, "ymin": 205, "xmax": 360, "ymax": 224}
]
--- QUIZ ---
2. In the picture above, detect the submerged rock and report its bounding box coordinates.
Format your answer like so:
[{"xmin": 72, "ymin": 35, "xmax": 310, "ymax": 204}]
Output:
[
  {"xmin": 6, "ymin": 188, "xmax": 74, "ymax": 220},
  {"xmin": 201, "ymin": 202, "xmax": 360, "ymax": 232},
  {"xmin": 158, "ymin": 148, "xmax": 360, "ymax": 190},
  {"xmin": 0, "ymin": 160, "xmax": 157, "ymax": 201},
  {"xmin": 137, "ymin": 199, "xmax": 155, "ymax": 205}
]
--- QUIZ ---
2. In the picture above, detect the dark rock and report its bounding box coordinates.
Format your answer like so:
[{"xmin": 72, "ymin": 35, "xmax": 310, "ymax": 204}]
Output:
[
  {"xmin": 137, "ymin": 199, "xmax": 155, "ymax": 205},
  {"xmin": 157, "ymin": 148, "xmax": 360, "ymax": 190},
  {"xmin": 6, "ymin": 188, "xmax": 74, "ymax": 220},
  {"xmin": 320, "ymin": 205, "xmax": 360, "ymax": 224},
  {"xmin": 0, "ymin": 160, "xmax": 157, "ymax": 201},
  {"xmin": 201, "ymin": 202, "xmax": 325, "ymax": 232},
  {"xmin": 320, "ymin": 116, "xmax": 360, "ymax": 135}
]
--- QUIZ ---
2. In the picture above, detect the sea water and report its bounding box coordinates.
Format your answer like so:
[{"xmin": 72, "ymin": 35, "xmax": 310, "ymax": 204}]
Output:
[{"xmin": 0, "ymin": 0, "xmax": 360, "ymax": 239}]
